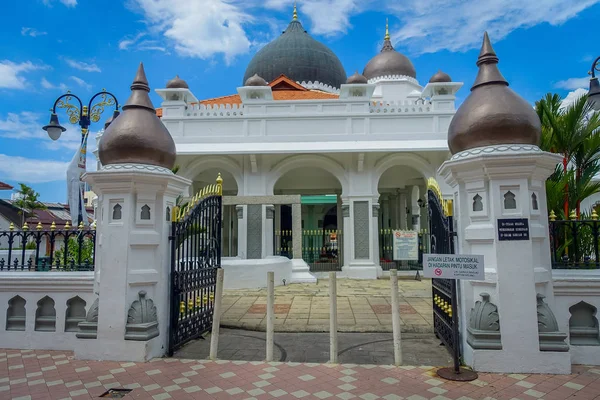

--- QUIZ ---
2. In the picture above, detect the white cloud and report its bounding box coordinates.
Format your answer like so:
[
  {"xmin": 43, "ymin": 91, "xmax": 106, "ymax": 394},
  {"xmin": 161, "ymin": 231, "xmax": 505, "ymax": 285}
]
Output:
[
  {"xmin": 389, "ymin": 0, "xmax": 600, "ymax": 55},
  {"xmin": 0, "ymin": 61, "xmax": 48, "ymax": 89},
  {"xmin": 43, "ymin": 0, "xmax": 77, "ymax": 7},
  {"xmin": 69, "ymin": 76, "xmax": 91, "ymax": 90},
  {"xmin": 124, "ymin": 0, "xmax": 598, "ymax": 61},
  {"xmin": 0, "ymin": 112, "xmax": 83, "ymax": 151},
  {"xmin": 130, "ymin": 0, "xmax": 253, "ymax": 63},
  {"xmin": 118, "ymin": 33, "xmax": 168, "ymax": 53},
  {"xmin": 41, "ymin": 77, "xmax": 68, "ymax": 92},
  {"xmin": 21, "ymin": 27, "xmax": 47, "ymax": 37},
  {"xmin": 0, "ymin": 154, "xmax": 69, "ymax": 184},
  {"xmin": 555, "ymin": 77, "xmax": 591, "ymax": 90},
  {"xmin": 64, "ymin": 58, "xmax": 101, "ymax": 73},
  {"xmin": 561, "ymin": 88, "xmax": 590, "ymax": 109}
]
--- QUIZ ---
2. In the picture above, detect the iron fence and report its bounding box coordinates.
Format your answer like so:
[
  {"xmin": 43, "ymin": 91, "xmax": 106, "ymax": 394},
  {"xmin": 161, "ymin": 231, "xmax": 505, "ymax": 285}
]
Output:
[
  {"xmin": 549, "ymin": 211, "xmax": 600, "ymax": 269},
  {"xmin": 274, "ymin": 229, "xmax": 343, "ymax": 272},
  {"xmin": 379, "ymin": 229, "xmax": 427, "ymax": 271},
  {"xmin": 0, "ymin": 222, "xmax": 96, "ymax": 271}
]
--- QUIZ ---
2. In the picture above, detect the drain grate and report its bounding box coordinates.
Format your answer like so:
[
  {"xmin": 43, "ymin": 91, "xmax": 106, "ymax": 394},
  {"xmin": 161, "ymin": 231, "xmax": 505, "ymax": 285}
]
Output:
[{"xmin": 99, "ymin": 388, "xmax": 133, "ymax": 398}]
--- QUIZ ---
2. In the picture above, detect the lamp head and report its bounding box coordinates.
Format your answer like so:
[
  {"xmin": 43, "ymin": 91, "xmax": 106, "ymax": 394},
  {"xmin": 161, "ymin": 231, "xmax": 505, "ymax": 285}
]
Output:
[
  {"xmin": 42, "ymin": 113, "xmax": 66, "ymax": 141},
  {"xmin": 589, "ymin": 77, "xmax": 600, "ymax": 111}
]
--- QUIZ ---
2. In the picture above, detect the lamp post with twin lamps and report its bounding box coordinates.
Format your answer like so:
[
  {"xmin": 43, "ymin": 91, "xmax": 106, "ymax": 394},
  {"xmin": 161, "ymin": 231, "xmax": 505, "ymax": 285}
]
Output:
[
  {"xmin": 42, "ymin": 90, "xmax": 120, "ymax": 224},
  {"xmin": 588, "ymin": 56, "xmax": 600, "ymax": 110}
]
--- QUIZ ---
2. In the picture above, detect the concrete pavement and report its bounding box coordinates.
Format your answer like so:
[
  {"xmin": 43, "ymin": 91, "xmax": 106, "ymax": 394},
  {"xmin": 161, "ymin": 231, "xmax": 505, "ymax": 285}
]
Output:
[{"xmin": 221, "ymin": 278, "xmax": 433, "ymax": 333}]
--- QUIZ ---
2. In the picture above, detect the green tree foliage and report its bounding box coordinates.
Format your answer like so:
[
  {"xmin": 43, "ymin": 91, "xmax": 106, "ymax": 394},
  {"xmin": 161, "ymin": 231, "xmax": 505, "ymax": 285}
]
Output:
[
  {"xmin": 535, "ymin": 92, "xmax": 600, "ymax": 217},
  {"xmin": 12, "ymin": 183, "xmax": 46, "ymax": 226},
  {"xmin": 54, "ymin": 237, "xmax": 95, "ymax": 267}
]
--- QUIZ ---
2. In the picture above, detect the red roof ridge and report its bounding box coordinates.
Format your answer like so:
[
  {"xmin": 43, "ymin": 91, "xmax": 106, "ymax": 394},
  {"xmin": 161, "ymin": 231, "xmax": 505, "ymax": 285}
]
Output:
[{"xmin": 0, "ymin": 181, "xmax": 13, "ymax": 190}]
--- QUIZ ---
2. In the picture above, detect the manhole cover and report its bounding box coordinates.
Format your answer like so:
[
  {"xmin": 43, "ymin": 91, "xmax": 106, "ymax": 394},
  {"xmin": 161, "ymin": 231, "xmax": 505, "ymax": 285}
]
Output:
[{"xmin": 99, "ymin": 388, "xmax": 133, "ymax": 398}]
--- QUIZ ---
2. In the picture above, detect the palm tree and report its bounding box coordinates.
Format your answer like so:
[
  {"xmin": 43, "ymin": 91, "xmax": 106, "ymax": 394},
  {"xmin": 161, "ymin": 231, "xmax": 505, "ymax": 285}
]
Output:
[
  {"xmin": 535, "ymin": 92, "xmax": 600, "ymax": 217},
  {"xmin": 12, "ymin": 183, "xmax": 47, "ymax": 227}
]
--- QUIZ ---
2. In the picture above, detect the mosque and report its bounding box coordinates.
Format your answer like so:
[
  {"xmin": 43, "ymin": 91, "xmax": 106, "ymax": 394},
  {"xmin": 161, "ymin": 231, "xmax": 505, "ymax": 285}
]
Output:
[{"xmin": 100, "ymin": 6, "xmax": 462, "ymax": 280}]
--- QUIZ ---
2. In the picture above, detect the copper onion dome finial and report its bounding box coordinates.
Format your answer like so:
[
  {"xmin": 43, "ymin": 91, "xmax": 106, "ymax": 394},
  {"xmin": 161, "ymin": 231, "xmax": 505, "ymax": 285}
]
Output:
[
  {"xmin": 447, "ymin": 32, "xmax": 541, "ymax": 155},
  {"xmin": 98, "ymin": 62, "xmax": 176, "ymax": 169}
]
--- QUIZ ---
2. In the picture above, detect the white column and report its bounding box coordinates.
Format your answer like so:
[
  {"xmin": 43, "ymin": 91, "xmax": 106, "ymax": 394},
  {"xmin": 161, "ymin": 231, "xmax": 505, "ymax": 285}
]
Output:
[
  {"xmin": 290, "ymin": 202, "xmax": 316, "ymax": 283},
  {"xmin": 399, "ymin": 192, "xmax": 407, "ymax": 230},
  {"xmin": 76, "ymin": 165, "xmax": 190, "ymax": 362},
  {"xmin": 389, "ymin": 194, "xmax": 397, "ymax": 229},
  {"xmin": 381, "ymin": 195, "xmax": 390, "ymax": 229},
  {"xmin": 274, "ymin": 205, "xmax": 281, "ymax": 255},
  {"xmin": 440, "ymin": 146, "xmax": 570, "ymax": 374},
  {"xmin": 264, "ymin": 205, "xmax": 274, "ymax": 257},
  {"xmin": 341, "ymin": 197, "xmax": 381, "ymax": 279},
  {"xmin": 236, "ymin": 205, "xmax": 247, "ymax": 259},
  {"xmin": 342, "ymin": 200, "xmax": 351, "ymax": 269},
  {"xmin": 410, "ymin": 186, "xmax": 420, "ymax": 230}
]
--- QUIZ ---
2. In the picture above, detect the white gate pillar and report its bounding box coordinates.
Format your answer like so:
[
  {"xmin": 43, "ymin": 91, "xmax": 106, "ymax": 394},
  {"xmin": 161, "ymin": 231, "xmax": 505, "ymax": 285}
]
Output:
[
  {"xmin": 75, "ymin": 63, "xmax": 191, "ymax": 362},
  {"xmin": 439, "ymin": 32, "xmax": 570, "ymax": 374}
]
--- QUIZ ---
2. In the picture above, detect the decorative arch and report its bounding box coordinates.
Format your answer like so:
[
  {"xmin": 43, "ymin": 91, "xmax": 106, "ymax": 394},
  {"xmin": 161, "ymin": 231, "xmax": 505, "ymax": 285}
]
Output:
[
  {"xmin": 182, "ymin": 156, "xmax": 244, "ymax": 194},
  {"xmin": 569, "ymin": 301, "xmax": 600, "ymax": 345},
  {"xmin": 267, "ymin": 154, "xmax": 349, "ymax": 196},
  {"xmin": 372, "ymin": 153, "xmax": 435, "ymax": 195}
]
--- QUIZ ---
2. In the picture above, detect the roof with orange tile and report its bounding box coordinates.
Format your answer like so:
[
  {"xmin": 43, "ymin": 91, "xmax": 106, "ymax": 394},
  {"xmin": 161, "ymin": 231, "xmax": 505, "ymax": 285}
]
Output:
[{"xmin": 156, "ymin": 74, "xmax": 339, "ymax": 117}]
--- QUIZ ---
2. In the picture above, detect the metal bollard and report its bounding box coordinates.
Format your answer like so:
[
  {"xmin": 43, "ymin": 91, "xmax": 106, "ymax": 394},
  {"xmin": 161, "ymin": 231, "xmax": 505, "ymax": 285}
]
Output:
[
  {"xmin": 390, "ymin": 269, "xmax": 402, "ymax": 365},
  {"xmin": 209, "ymin": 268, "xmax": 225, "ymax": 360},
  {"xmin": 329, "ymin": 271, "xmax": 338, "ymax": 363},
  {"xmin": 266, "ymin": 271, "xmax": 275, "ymax": 362}
]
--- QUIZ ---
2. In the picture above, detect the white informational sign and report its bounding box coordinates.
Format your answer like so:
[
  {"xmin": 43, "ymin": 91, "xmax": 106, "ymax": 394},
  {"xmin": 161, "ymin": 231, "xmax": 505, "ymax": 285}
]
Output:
[
  {"xmin": 392, "ymin": 230, "xmax": 419, "ymax": 261},
  {"xmin": 423, "ymin": 254, "xmax": 485, "ymax": 281}
]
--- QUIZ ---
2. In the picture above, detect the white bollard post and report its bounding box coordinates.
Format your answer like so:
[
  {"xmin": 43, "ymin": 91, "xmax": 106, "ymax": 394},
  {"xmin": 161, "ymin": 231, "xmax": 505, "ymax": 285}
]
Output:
[
  {"xmin": 329, "ymin": 271, "xmax": 338, "ymax": 363},
  {"xmin": 266, "ymin": 271, "xmax": 275, "ymax": 362},
  {"xmin": 209, "ymin": 268, "xmax": 225, "ymax": 360},
  {"xmin": 390, "ymin": 269, "xmax": 402, "ymax": 366}
]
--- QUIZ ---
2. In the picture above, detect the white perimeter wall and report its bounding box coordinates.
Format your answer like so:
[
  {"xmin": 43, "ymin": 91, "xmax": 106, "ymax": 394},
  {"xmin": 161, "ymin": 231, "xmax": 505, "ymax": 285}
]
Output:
[{"xmin": 0, "ymin": 272, "xmax": 95, "ymax": 351}]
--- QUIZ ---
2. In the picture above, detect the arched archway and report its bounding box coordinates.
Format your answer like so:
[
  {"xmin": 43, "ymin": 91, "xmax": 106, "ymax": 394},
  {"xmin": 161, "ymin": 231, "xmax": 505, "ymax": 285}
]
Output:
[
  {"xmin": 272, "ymin": 164, "xmax": 344, "ymax": 271},
  {"xmin": 183, "ymin": 157, "xmax": 244, "ymax": 195},
  {"xmin": 377, "ymin": 163, "xmax": 429, "ymax": 271},
  {"xmin": 189, "ymin": 168, "xmax": 240, "ymax": 257}
]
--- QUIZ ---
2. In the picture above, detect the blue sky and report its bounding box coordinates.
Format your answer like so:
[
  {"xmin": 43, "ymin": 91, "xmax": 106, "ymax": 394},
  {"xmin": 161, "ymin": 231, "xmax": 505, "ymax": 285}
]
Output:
[{"xmin": 0, "ymin": 0, "xmax": 599, "ymax": 202}]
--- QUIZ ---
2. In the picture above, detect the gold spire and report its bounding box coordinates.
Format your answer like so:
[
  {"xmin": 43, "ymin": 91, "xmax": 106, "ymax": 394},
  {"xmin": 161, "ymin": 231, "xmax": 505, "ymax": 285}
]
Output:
[
  {"xmin": 384, "ymin": 18, "xmax": 390, "ymax": 41},
  {"xmin": 293, "ymin": 1, "xmax": 298, "ymax": 21}
]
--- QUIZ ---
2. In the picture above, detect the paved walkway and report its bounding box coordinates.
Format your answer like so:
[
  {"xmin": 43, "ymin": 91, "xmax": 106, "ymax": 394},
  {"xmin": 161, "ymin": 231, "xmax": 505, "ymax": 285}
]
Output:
[
  {"xmin": 2, "ymin": 349, "xmax": 600, "ymax": 400},
  {"xmin": 175, "ymin": 329, "xmax": 452, "ymax": 366},
  {"xmin": 221, "ymin": 278, "xmax": 432, "ymax": 333}
]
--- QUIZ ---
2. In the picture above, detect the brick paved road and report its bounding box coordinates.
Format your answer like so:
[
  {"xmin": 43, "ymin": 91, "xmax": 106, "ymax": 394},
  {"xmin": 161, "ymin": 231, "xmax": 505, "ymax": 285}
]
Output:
[
  {"xmin": 221, "ymin": 278, "xmax": 432, "ymax": 333},
  {"xmin": 174, "ymin": 329, "xmax": 453, "ymax": 366},
  {"xmin": 1, "ymin": 349, "xmax": 600, "ymax": 399}
]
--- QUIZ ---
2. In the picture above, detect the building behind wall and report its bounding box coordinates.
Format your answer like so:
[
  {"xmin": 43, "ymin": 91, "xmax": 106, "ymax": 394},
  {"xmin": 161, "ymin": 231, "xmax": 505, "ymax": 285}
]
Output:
[{"xmin": 94, "ymin": 10, "xmax": 462, "ymax": 277}]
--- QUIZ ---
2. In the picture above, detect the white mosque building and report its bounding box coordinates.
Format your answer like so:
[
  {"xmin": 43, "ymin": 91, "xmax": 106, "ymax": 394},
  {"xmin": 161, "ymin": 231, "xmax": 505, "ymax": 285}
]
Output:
[{"xmin": 99, "ymin": 9, "xmax": 462, "ymax": 281}]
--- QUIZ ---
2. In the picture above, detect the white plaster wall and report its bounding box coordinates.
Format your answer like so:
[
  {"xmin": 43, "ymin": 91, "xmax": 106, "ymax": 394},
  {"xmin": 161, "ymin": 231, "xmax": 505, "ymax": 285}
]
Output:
[
  {"xmin": 553, "ymin": 269, "xmax": 600, "ymax": 365},
  {"xmin": 0, "ymin": 272, "xmax": 95, "ymax": 351},
  {"xmin": 222, "ymin": 256, "xmax": 292, "ymax": 289}
]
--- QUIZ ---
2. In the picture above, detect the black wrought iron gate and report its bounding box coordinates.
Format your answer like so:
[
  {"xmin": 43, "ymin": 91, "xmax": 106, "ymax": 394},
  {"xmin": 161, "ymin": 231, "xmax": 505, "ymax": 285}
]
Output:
[
  {"xmin": 427, "ymin": 179, "xmax": 460, "ymax": 361},
  {"xmin": 168, "ymin": 175, "xmax": 223, "ymax": 355}
]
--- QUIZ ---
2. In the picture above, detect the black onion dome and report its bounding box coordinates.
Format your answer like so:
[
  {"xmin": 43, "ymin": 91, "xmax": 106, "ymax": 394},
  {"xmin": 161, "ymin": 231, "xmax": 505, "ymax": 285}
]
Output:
[{"xmin": 243, "ymin": 18, "xmax": 347, "ymax": 89}]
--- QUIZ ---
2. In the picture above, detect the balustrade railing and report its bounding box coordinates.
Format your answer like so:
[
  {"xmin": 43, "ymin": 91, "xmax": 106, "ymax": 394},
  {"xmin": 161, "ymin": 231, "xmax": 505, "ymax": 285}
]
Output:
[
  {"xmin": 274, "ymin": 229, "xmax": 342, "ymax": 272},
  {"xmin": 549, "ymin": 210, "xmax": 600, "ymax": 269},
  {"xmin": 0, "ymin": 221, "xmax": 96, "ymax": 271}
]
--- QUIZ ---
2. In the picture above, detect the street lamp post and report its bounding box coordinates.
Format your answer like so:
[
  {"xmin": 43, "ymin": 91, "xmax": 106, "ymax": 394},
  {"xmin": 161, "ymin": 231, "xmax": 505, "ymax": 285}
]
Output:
[
  {"xmin": 588, "ymin": 56, "xmax": 600, "ymax": 111},
  {"xmin": 43, "ymin": 90, "xmax": 120, "ymax": 224}
]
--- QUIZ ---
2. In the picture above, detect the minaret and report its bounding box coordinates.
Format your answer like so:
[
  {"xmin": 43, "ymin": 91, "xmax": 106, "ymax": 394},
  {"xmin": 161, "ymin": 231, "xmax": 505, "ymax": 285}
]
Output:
[
  {"xmin": 439, "ymin": 32, "xmax": 570, "ymax": 374},
  {"xmin": 77, "ymin": 63, "xmax": 191, "ymax": 362}
]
